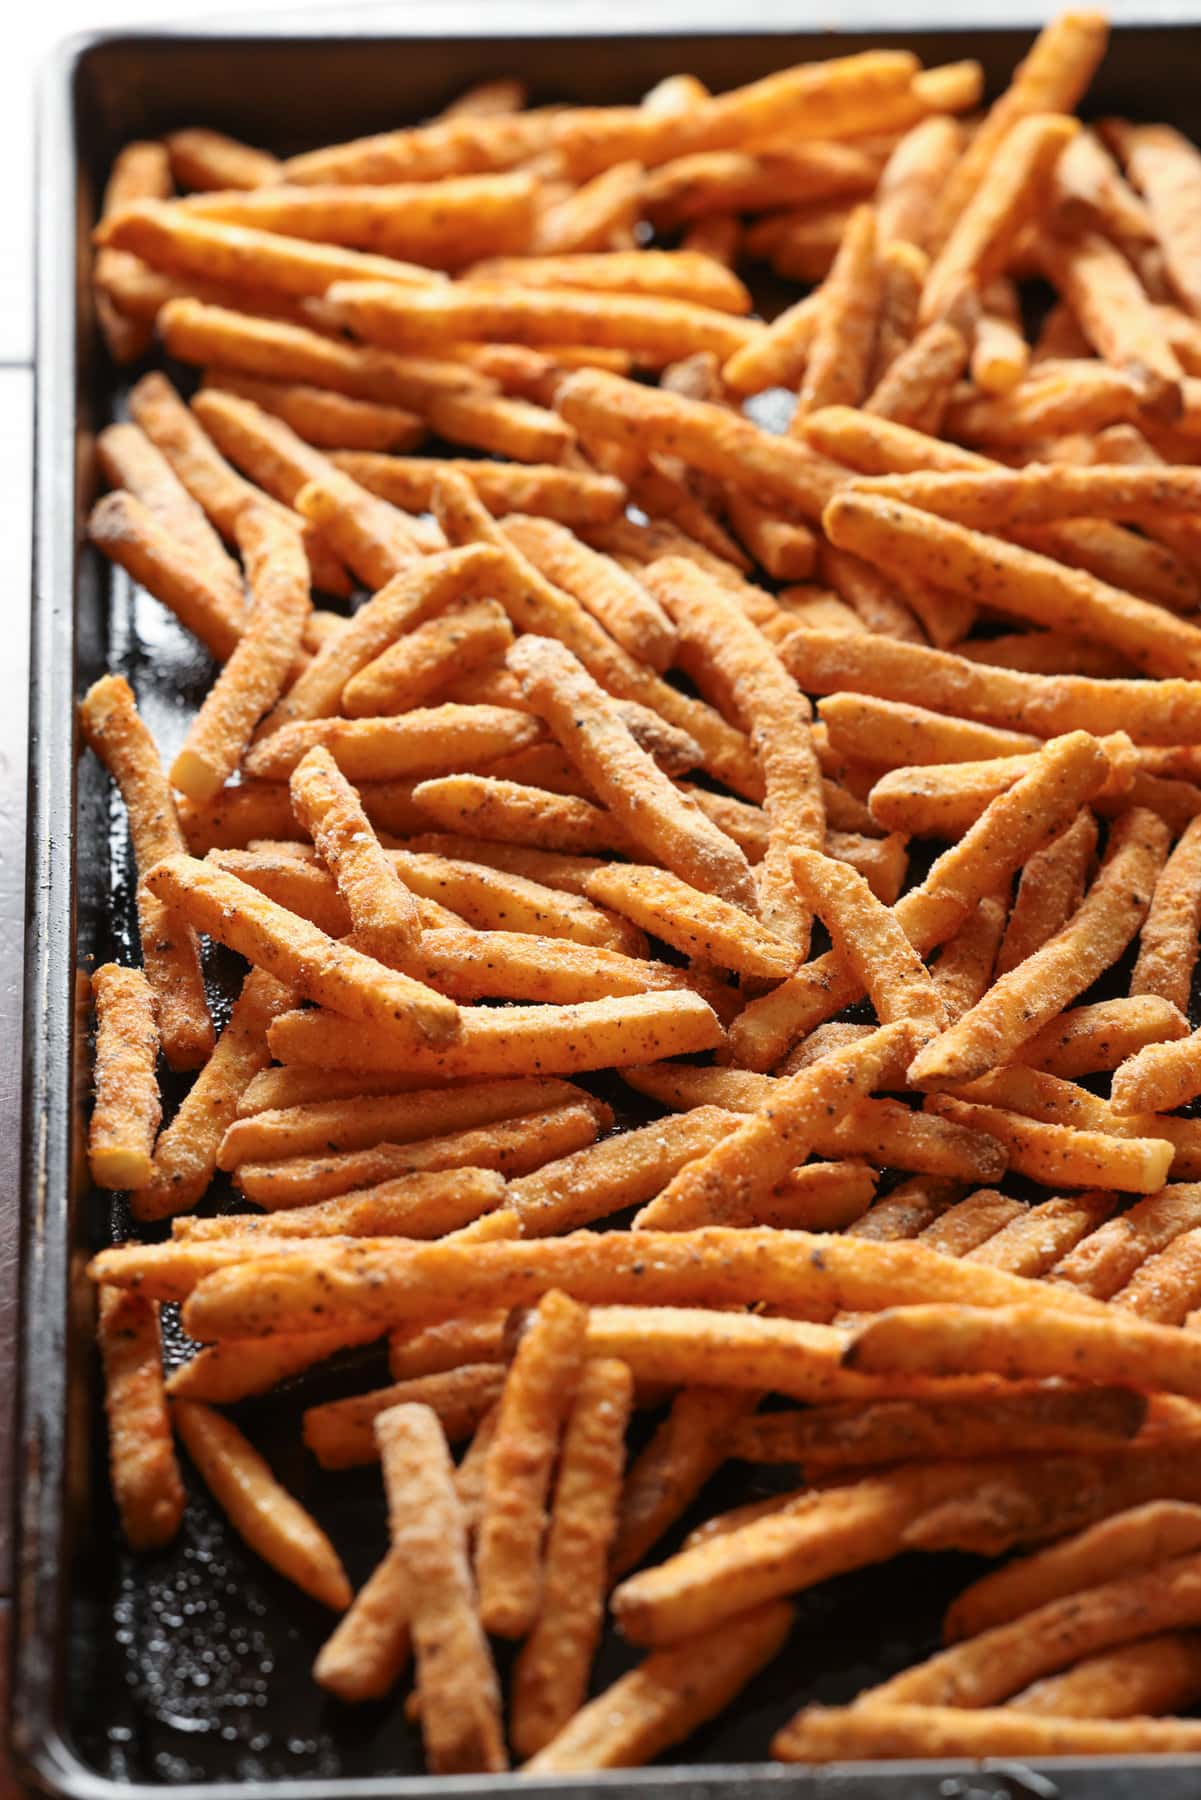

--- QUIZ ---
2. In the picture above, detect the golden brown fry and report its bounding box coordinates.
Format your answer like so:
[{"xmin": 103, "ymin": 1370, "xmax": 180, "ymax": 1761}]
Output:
[
  {"xmin": 791, "ymin": 847, "xmax": 946, "ymax": 1037},
  {"xmin": 794, "ymin": 203, "xmax": 881, "ymax": 419},
  {"xmin": 97, "ymin": 1286, "xmax": 184, "ymax": 1550},
  {"xmin": 168, "ymin": 1322, "xmax": 385, "ymax": 1403},
  {"xmin": 97, "ymin": 420, "xmax": 245, "ymax": 615},
  {"xmin": 1040, "ymin": 226, "xmax": 1185, "ymax": 420},
  {"xmin": 774, "ymin": 1702, "xmax": 1201, "ymax": 1762},
  {"xmin": 200, "ymin": 370, "xmax": 425, "ymax": 452},
  {"xmin": 332, "ymin": 450, "xmax": 624, "ymax": 527},
  {"xmin": 1018, "ymin": 993, "xmax": 1190, "ymax": 1078},
  {"xmin": 1130, "ymin": 815, "xmax": 1201, "ymax": 1013},
  {"xmin": 313, "ymin": 1550, "xmax": 411, "ymax": 1703},
  {"xmin": 947, "ymin": 1500, "xmax": 1201, "ymax": 1641},
  {"xmin": 95, "ymin": 140, "xmax": 172, "ymax": 362},
  {"xmin": 501, "ymin": 515, "xmax": 676, "ymax": 672},
  {"xmin": 1011, "ymin": 1633, "xmax": 1201, "ymax": 1719},
  {"xmin": 510, "ymin": 1357, "xmax": 633, "ymax": 1757},
  {"xmin": 525, "ymin": 1601, "xmax": 794, "ymax": 1773},
  {"xmin": 876, "ymin": 116, "xmax": 963, "ymax": 250},
  {"xmin": 89, "ymin": 964, "xmax": 160, "ymax": 1190},
  {"xmin": 78, "ymin": 674, "xmax": 212, "ymax": 1071},
  {"xmin": 244, "ymin": 705, "xmax": 540, "ymax": 784},
  {"xmin": 174, "ymin": 1399, "xmax": 350, "ymax": 1608},
  {"xmin": 290, "ymin": 745, "xmax": 422, "ymax": 961},
  {"xmin": 583, "ymin": 863, "xmax": 795, "ymax": 980},
  {"xmin": 342, "ymin": 600, "xmax": 513, "ymax": 716},
  {"xmin": 305, "ymin": 1365, "xmax": 506, "ymax": 1468},
  {"xmin": 166, "ymin": 129, "xmax": 280, "ymax": 191},
  {"xmin": 995, "ymin": 808, "xmax": 1096, "ymax": 977},
  {"xmin": 88, "ymin": 489, "xmax": 245, "ymax": 663},
  {"xmin": 375, "ymin": 1403, "xmax": 507, "ymax": 1774}
]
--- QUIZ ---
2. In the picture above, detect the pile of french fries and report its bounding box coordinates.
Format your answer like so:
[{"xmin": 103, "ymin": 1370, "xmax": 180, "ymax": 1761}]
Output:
[{"xmin": 79, "ymin": 10, "xmax": 1201, "ymax": 1770}]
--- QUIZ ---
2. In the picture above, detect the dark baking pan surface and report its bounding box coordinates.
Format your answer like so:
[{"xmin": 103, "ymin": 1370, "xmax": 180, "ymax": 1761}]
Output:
[{"xmin": 16, "ymin": 10, "xmax": 1201, "ymax": 1797}]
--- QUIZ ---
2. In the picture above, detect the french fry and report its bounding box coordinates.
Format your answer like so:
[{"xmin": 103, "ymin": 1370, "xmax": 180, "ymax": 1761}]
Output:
[
  {"xmin": 845, "ymin": 1300, "xmax": 1201, "ymax": 1395},
  {"xmin": 510, "ymin": 1356, "xmax": 633, "ymax": 1756},
  {"xmin": 186, "ymin": 1166, "xmax": 507, "ymax": 1243},
  {"xmin": 374, "ymin": 1403, "xmax": 507, "ymax": 1774},
  {"xmin": 471, "ymin": 250, "xmax": 749, "ymax": 315},
  {"xmin": 341, "ymin": 600, "xmax": 512, "ymax": 715},
  {"xmin": 928, "ymin": 11, "xmax": 1109, "ymax": 250},
  {"xmin": 1011, "ymin": 1633, "xmax": 1201, "ymax": 1719},
  {"xmin": 1118, "ymin": 122, "xmax": 1201, "ymax": 318},
  {"xmin": 645, "ymin": 144, "xmax": 876, "ymax": 234},
  {"xmin": 332, "ymin": 450, "xmax": 624, "ymax": 527},
  {"xmin": 304, "ymin": 1364, "xmax": 505, "ymax": 1468},
  {"xmin": 95, "ymin": 140, "xmax": 172, "ymax": 362},
  {"xmin": 1040, "ymin": 225, "xmax": 1185, "ymax": 419},
  {"xmin": 930, "ymin": 894, "xmax": 1008, "ymax": 1022},
  {"xmin": 946, "ymin": 1500, "xmax": 1201, "ymax": 1641},
  {"xmin": 922, "ymin": 114, "xmax": 1078, "ymax": 324},
  {"xmin": 290, "ymin": 745, "xmax": 422, "ymax": 960},
  {"xmin": 167, "ymin": 1322, "xmax": 386, "ymax": 1403},
  {"xmin": 475, "ymin": 1289, "xmax": 588, "ymax": 1638},
  {"xmin": 97, "ymin": 420, "xmax": 245, "ymax": 616},
  {"xmin": 924, "ymin": 1093, "xmax": 1172, "ymax": 1192},
  {"xmin": 995, "ymin": 808, "xmax": 1096, "ymax": 977},
  {"xmin": 730, "ymin": 730, "xmax": 1113, "ymax": 1070},
  {"xmin": 144, "ymin": 852, "xmax": 458, "ymax": 1043},
  {"xmin": 1110, "ymin": 1223, "xmax": 1201, "ymax": 1324},
  {"xmin": 234, "ymin": 1103, "xmax": 601, "ymax": 1209},
  {"xmin": 166, "ymin": 128, "xmax": 280, "ymax": 191},
  {"xmin": 847, "ymin": 1174, "xmax": 964, "ymax": 1241},
  {"xmin": 78, "ymin": 674, "xmax": 213, "ymax": 1070},
  {"xmin": 524, "ymin": 1601, "xmax": 794, "ymax": 1773},
  {"xmin": 646, "ymin": 556, "xmax": 823, "ymax": 952},
  {"xmin": 876, "ymin": 116, "xmax": 963, "ymax": 249},
  {"xmin": 774, "ymin": 1702, "xmax": 1201, "ymax": 1761},
  {"xmin": 169, "ymin": 506, "xmax": 310, "ymax": 803},
  {"xmin": 313, "ymin": 1550, "xmax": 411, "ymax": 1702},
  {"xmin": 134, "ymin": 966, "xmax": 293, "ymax": 1221},
  {"xmin": 410, "ymin": 773, "xmax": 632, "ymax": 854},
  {"xmin": 869, "ymin": 240, "xmax": 929, "ymax": 385},
  {"xmin": 173, "ymin": 1399, "xmax": 350, "ymax": 1608},
  {"xmin": 199, "ymin": 370, "xmax": 425, "ymax": 452},
  {"xmin": 966, "ymin": 1189, "xmax": 1116, "ymax": 1276},
  {"xmin": 507, "ymin": 634, "xmax": 756, "ymax": 909},
  {"xmin": 431, "ymin": 468, "xmax": 758, "ymax": 796},
  {"xmin": 185, "ymin": 170, "xmax": 538, "ymax": 265},
  {"xmin": 88, "ymin": 489, "xmax": 245, "ymax": 663},
  {"xmin": 609, "ymin": 1388, "xmax": 759, "ymax": 1584},
  {"xmin": 88, "ymin": 964, "xmax": 160, "ymax": 1190},
  {"xmin": 1019, "ymin": 993, "xmax": 1191, "ymax": 1077},
  {"xmin": 826, "ymin": 489, "xmax": 1201, "ymax": 680},
  {"xmin": 971, "ymin": 276, "xmax": 1030, "ymax": 393},
  {"xmin": 908, "ymin": 807, "xmax": 1169, "ymax": 1088},
  {"xmin": 583, "ymin": 864, "xmax": 796, "ymax": 980},
  {"xmin": 174, "ymin": 1224, "xmax": 1110, "ymax": 1345},
  {"xmin": 97, "ymin": 1287, "xmax": 184, "ymax": 1549},
  {"xmin": 245, "ymin": 705, "xmax": 541, "ymax": 784},
  {"xmin": 388, "ymin": 1314, "xmax": 508, "ymax": 1383},
  {"xmin": 851, "ymin": 460, "xmax": 1201, "ymax": 528},
  {"xmin": 733, "ymin": 1384, "xmax": 1144, "ymax": 1471},
  {"xmin": 1111, "ymin": 1026, "xmax": 1201, "ymax": 1116},
  {"xmin": 1130, "ymin": 815, "xmax": 1201, "ymax": 1013},
  {"xmin": 1050, "ymin": 1181, "xmax": 1201, "ymax": 1299},
  {"xmin": 794, "ymin": 203, "xmax": 881, "ymax": 419},
  {"xmin": 915, "ymin": 1190, "xmax": 1026, "ymax": 1257},
  {"xmin": 501, "ymin": 515, "xmax": 676, "ymax": 672},
  {"xmin": 791, "ymin": 847, "xmax": 946, "ymax": 1037}
]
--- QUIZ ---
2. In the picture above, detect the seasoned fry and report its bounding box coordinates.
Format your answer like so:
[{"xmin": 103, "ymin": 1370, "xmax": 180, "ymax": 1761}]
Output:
[
  {"xmin": 97, "ymin": 420, "xmax": 245, "ymax": 616},
  {"xmin": 1020, "ymin": 993, "xmax": 1191, "ymax": 1077},
  {"xmin": 79, "ymin": 675, "xmax": 212, "ymax": 1070},
  {"xmin": 946, "ymin": 1501, "xmax": 1201, "ymax": 1641},
  {"xmin": 583, "ymin": 864, "xmax": 795, "ymax": 980},
  {"xmin": 313, "ymin": 1551, "xmax": 411, "ymax": 1702},
  {"xmin": 502, "ymin": 515, "xmax": 676, "ymax": 672},
  {"xmin": 775, "ymin": 1703, "xmax": 1201, "ymax": 1761},
  {"xmin": 201, "ymin": 370, "xmax": 425, "ymax": 452},
  {"xmin": 88, "ymin": 488, "xmax": 245, "ymax": 662},
  {"xmin": 95, "ymin": 140, "xmax": 172, "ymax": 362},
  {"xmin": 525, "ymin": 1601, "xmax": 794, "ymax": 1773},
  {"xmin": 304, "ymin": 1365, "xmax": 506, "ymax": 1468},
  {"xmin": 342, "ymin": 600, "xmax": 513, "ymax": 716},
  {"xmin": 168, "ymin": 1322, "xmax": 386, "ymax": 1403},
  {"xmin": 1130, "ymin": 814, "xmax": 1201, "ymax": 1013},
  {"xmin": 1010, "ymin": 1634, "xmax": 1201, "ymax": 1720},
  {"xmin": 173, "ymin": 1399, "xmax": 350, "ymax": 1608},
  {"xmin": 995, "ymin": 808, "xmax": 1096, "ymax": 977},
  {"xmin": 332, "ymin": 450, "xmax": 624, "ymax": 527},
  {"xmin": 374, "ymin": 1404, "xmax": 507, "ymax": 1774},
  {"xmin": 97, "ymin": 1286, "xmax": 184, "ymax": 1549},
  {"xmin": 510, "ymin": 1357, "xmax": 633, "ymax": 1756},
  {"xmin": 1040, "ymin": 225, "xmax": 1185, "ymax": 419},
  {"xmin": 88, "ymin": 964, "xmax": 160, "ymax": 1190},
  {"xmin": 291, "ymin": 745, "xmax": 422, "ymax": 961},
  {"xmin": 791, "ymin": 848, "xmax": 946, "ymax": 1037},
  {"xmin": 795, "ymin": 203, "xmax": 881, "ymax": 418}
]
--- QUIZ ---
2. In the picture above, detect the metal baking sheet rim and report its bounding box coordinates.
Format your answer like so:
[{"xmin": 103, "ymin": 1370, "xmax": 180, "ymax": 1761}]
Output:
[{"xmin": 16, "ymin": 13, "xmax": 1201, "ymax": 1797}]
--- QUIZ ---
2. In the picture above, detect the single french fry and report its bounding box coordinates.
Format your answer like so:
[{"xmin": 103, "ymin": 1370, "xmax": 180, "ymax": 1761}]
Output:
[
  {"xmin": 133, "ymin": 967, "xmax": 292, "ymax": 1221},
  {"xmin": 189, "ymin": 1166, "xmax": 507, "ymax": 1244},
  {"xmin": 922, "ymin": 113, "xmax": 1078, "ymax": 324},
  {"xmin": 97, "ymin": 1286, "xmax": 184, "ymax": 1549},
  {"xmin": 792, "ymin": 847, "xmax": 946, "ymax": 1037},
  {"xmin": 374, "ymin": 1404, "xmax": 507, "ymax": 1773},
  {"xmin": 876, "ymin": 116, "xmax": 963, "ymax": 249},
  {"xmin": 847, "ymin": 1174, "xmax": 964, "ymax": 1241},
  {"xmin": 167, "ymin": 1322, "xmax": 385, "ymax": 1403},
  {"xmin": 924, "ymin": 1094, "xmax": 1172, "ymax": 1192},
  {"xmin": 947, "ymin": 1500, "xmax": 1201, "ymax": 1641},
  {"xmin": 185, "ymin": 169, "xmax": 537, "ymax": 265},
  {"xmin": 78, "ymin": 675, "xmax": 212, "ymax": 1070},
  {"xmin": 173, "ymin": 1398, "xmax": 350, "ymax": 1608},
  {"xmin": 305, "ymin": 1365, "xmax": 505, "ymax": 1469},
  {"xmin": 332, "ymin": 450, "xmax": 624, "ymax": 527},
  {"xmin": 914, "ymin": 1190, "xmax": 1027, "ymax": 1257},
  {"xmin": 1019, "ymin": 993, "xmax": 1191, "ymax": 1078},
  {"xmin": 793, "ymin": 203, "xmax": 881, "ymax": 420},
  {"xmin": 722, "ymin": 289, "xmax": 822, "ymax": 396},
  {"xmin": 646, "ymin": 556, "xmax": 823, "ymax": 953},
  {"xmin": 846, "ymin": 1299, "xmax": 1201, "ymax": 1397},
  {"xmin": 1012, "ymin": 1633, "xmax": 1201, "ymax": 1720},
  {"xmin": 851, "ymin": 460, "xmax": 1201, "ymax": 529},
  {"xmin": 995, "ymin": 808, "xmax": 1096, "ymax": 977},
  {"xmin": 94, "ymin": 140, "xmax": 172, "ymax": 362},
  {"xmin": 475, "ymin": 1290, "xmax": 588, "ymax": 1639},
  {"xmin": 410, "ymin": 774, "xmax": 632, "ymax": 854},
  {"xmin": 909, "ymin": 807, "xmax": 1169, "ymax": 1088},
  {"xmin": 169, "ymin": 506, "xmax": 310, "ymax": 803},
  {"xmin": 430, "ymin": 468, "xmax": 757, "ymax": 796},
  {"xmin": 144, "ymin": 852, "xmax": 458, "ymax": 1045},
  {"xmin": 1040, "ymin": 225, "xmax": 1184, "ymax": 420},
  {"xmin": 290, "ymin": 745, "xmax": 422, "ymax": 962},
  {"xmin": 507, "ymin": 634, "xmax": 756, "ymax": 909},
  {"xmin": 199, "ymin": 369, "xmax": 425, "ymax": 452},
  {"xmin": 1130, "ymin": 814, "xmax": 1201, "ymax": 1014},
  {"xmin": 582, "ymin": 863, "xmax": 795, "ymax": 980},
  {"xmin": 645, "ymin": 142, "xmax": 875, "ymax": 234},
  {"xmin": 166, "ymin": 127, "xmax": 279, "ymax": 191},
  {"xmin": 930, "ymin": 894, "xmax": 1008, "ymax": 1022},
  {"xmin": 730, "ymin": 730, "xmax": 1113, "ymax": 1070},
  {"xmin": 88, "ymin": 964, "xmax": 160, "ymax": 1190},
  {"xmin": 966, "ymin": 1190, "xmax": 1116, "ymax": 1277},
  {"xmin": 524, "ymin": 1600, "xmax": 794, "ymax": 1773},
  {"xmin": 313, "ymin": 1550, "xmax": 412, "ymax": 1703},
  {"xmin": 173, "ymin": 1223, "xmax": 1111, "ymax": 1345},
  {"xmin": 88, "ymin": 488, "xmax": 245, "ymax": 663},
  {"xmin": 341, "ymin": 601, "xmax": 512, "ymax": 716},
  {"xmin": 501, "ymin": 515, "xmax": 676, "ymax": 673},
  {"xmin": 1118, "ymin": 122, "xmax": 1201, "ymax": 318},
  {"xmin": 245, "ymin": 705, "xmax": 541, "ymax": 785},
  {"xmin": 735, "ymin": 1383, "xmax": 1142, "ymax": 1469},
  {"xmin": 510, "ymin": 1357, "xmax": 633, "ymax": 1757},
  {"xmin": 774, "ymin": 1702, "xmax": 1201, "ymax": 1762},
  {"xmin": 928, "ymin": 11, "xmax": 1109, "ymax": 249},
  {"xmin": 1111, "ymin": 1026, "xmax": 1201, "ymax": 1116},
  {"xmin": 609, "ymin": 1388, "xmax": 758, "ymax": 1581},
  {"xmin": 234, "ymin": 1103, "xmax": 600, "ymax": 1210}
]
